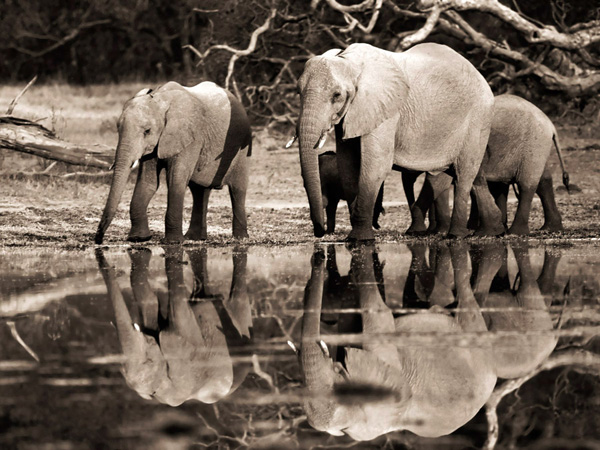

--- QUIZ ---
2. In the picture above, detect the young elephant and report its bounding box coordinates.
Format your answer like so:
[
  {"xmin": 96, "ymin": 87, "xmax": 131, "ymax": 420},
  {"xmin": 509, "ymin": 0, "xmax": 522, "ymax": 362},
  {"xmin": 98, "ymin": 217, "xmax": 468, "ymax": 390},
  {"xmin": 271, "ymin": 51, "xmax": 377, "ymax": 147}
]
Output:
[
  {"xmin": 95, "ymin": 81, "xmax": 252, "ymax": 244},
  {"xmin": 319, "ymin": 151, "xmax": 384, "ymax": 233},
  {"xmin": 407, "ymin": 94, "xmax": 570, "ymax": 235}
]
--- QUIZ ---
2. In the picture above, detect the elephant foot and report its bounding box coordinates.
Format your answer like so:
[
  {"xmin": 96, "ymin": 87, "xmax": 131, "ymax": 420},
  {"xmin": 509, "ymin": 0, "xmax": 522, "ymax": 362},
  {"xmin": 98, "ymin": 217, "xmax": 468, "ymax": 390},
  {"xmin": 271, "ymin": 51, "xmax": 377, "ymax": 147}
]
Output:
[
  {"xmin": 540, "ymin": 222, "xmax": 563, "ymax": 232},
  {"xmin": 507, "ymin": 224, "xmax": 530, "ymax": 236},
  {"xmin": 429, "ymin": 223, "xmax": 451, "ymax": 235},
  {"xmin": 405, "ymin": 228, "xmax": 428, "ymax": 237},
  {"xmin": 127, "ymin": 232, "xmax": 152, "ymax": 242},
  {"xmin": 346, "ymin": 227, "xmax": 375, "ymax": 242},
  {"xmin": 446, "ymin": 225, "xmax": 472, "ymax": 239},
  {"xmin": 474, "ymin": 223, "xmax": 506, "ymax": 237},
  {"xmin": 162, "ymin": 233, "xmax": 185, "ymax": 244},
  {"xmin": 185, "ymin": 229, "xmax": 207, "ymax": 241},
  {"xmin": 232, "ymin": 230, "xmax": 250, "ymax": 239}
]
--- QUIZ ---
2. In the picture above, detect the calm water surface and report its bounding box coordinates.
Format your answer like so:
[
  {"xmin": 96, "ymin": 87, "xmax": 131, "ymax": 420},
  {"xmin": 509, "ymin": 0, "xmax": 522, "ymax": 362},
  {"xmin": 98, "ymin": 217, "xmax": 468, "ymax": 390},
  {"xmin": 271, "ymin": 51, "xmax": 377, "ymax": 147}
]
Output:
[{"xmin": 1, "ymin": 241, "xmax": 599, "ymax": 449}]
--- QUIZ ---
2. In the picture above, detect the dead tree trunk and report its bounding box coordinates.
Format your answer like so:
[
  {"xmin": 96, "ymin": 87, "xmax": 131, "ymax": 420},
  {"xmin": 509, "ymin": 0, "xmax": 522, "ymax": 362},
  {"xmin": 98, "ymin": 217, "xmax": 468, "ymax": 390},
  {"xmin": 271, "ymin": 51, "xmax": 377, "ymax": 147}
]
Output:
[{"xmin": 0, "ymin": 117, "xmax": 114, "ymax": 169}]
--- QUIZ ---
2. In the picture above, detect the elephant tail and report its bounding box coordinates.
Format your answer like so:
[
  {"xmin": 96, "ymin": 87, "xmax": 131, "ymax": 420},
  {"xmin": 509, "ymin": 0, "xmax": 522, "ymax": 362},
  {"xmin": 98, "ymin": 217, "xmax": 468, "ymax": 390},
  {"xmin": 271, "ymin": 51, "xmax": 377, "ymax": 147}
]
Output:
[
  {"xmin": 552, "ymin": 131, "xmax": 570, "ymax": 192},
  {"xmin": 246, "ymin": 135, "xmax": 252, "ymax": 157}
]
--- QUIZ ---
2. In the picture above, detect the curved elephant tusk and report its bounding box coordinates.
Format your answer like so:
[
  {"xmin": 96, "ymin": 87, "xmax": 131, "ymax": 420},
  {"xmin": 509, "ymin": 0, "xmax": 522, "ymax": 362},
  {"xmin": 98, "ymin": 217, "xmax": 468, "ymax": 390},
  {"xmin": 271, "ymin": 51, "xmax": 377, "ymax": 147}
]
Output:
[
  {"xmin": 317, "ymin": 135, "xmax": 327, "ymax": 149},
  {"xmin": 287, "ymin": 340, "xmax": 298, "ymax": 354},
  {"xmin": 131, "ymin": 159, "xmax": 140, "ymax": 170},
  {"xmin": 133, "ymin": 323, "xmax": 141, "ymax": 332},
  {"xmin": 315, "ymin": 126, "xmax": 333, "ymax": 150},
  {"xmin": 285, "ymin": 134, "xmax": 297, "ymax": 149},
  {"xmin": 109, "ymin": 162, "xmax": 115, "ymax": 171},
  {"xmin": 319, "ymin": 339, "xmax": 330, "ymax": 357}
]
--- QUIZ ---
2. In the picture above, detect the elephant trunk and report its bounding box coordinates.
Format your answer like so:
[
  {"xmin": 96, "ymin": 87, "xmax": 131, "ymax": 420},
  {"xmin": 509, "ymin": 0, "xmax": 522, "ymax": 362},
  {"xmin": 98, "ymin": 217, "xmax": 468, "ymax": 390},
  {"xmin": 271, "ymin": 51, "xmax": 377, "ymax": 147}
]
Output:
[
  {"xmin": 298, "ymin": 108, "xmax": 327, "ymax": 237},
  {"xmin": 301, "ymin": 254, "xmax": 335, "ymax": 391},
  {"xmin": 95, "ymin": 141, "xmax": 135, "ymax": 244}
]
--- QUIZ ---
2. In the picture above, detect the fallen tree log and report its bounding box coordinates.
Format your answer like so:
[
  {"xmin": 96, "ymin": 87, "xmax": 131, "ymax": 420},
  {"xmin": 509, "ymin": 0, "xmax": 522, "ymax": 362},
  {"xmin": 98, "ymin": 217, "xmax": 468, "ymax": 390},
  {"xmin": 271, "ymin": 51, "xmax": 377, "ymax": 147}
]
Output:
[{"xmin": 0, "ymin": 116, "xmax": 114, "ymax": 169}]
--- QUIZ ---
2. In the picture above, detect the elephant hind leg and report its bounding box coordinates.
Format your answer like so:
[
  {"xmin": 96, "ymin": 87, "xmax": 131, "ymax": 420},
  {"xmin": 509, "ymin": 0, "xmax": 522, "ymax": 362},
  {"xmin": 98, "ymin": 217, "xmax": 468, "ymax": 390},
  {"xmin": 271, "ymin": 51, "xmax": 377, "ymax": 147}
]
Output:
[
  {"xmin": 471, "ymin": 168, "xmax": 505, "ymax": 237},
  {"xmin": 508, "ymin": 183, "xmax": 536, "ymax": 235},
  {"xmin": 228, "ymin": 160, "xmax": 249, "ymax": 239},
  {"xmin": 186, "ymin": 183, "xmax": 211, "ymax": 241},
  {"xmin": 537, "ymin": 171, "xmax": 563, "ymax": 232},
  {"xmin": 489, "ymin": 182, "xmax": 509, "ymax": 230}
]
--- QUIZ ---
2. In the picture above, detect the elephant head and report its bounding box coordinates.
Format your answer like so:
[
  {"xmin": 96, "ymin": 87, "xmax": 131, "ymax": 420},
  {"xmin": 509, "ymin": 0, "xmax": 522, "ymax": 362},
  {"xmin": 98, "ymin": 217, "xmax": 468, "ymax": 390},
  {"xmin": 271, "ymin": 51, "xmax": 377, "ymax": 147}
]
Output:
[
  {"xmin": 300, "ymin": 243, "xmax": 502, "ymax": 440},
  {"xmin": 95, "ymin": 82, "xmax": 204, "ymax": 244},
  {"xmin": 296, "ymin": 44, "xmax": 409, "ymax": 236}
]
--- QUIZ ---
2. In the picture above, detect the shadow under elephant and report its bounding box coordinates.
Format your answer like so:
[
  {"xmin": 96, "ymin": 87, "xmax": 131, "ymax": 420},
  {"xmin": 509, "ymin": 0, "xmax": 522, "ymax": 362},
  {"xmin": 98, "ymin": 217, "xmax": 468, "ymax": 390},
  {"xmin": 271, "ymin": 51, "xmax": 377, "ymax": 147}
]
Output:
[
  {"xmin": 96, "ymin": 245, "xmax": 252, "ymax": 407},
  {"xmin": 299, "ymin": 241, "xmax": 561, "ymax": 441}
]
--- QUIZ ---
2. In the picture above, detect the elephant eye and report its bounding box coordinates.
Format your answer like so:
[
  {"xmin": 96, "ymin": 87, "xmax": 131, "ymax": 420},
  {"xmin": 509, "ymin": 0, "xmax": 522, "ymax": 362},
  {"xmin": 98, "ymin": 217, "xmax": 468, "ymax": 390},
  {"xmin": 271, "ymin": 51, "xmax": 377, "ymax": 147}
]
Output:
[
  {"xmin": 332, "ymin": 92, "xmax": 342, "ymax": 102},
  {"xmin": 143, "ymin": 128, "xmax": 151, "ymax": 136}
]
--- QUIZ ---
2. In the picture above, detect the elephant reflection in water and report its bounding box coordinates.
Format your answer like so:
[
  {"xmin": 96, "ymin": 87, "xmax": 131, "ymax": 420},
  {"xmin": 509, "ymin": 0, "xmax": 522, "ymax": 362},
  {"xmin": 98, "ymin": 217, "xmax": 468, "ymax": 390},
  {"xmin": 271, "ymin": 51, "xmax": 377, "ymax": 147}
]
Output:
[
  {"xmin": 300, "ymin": 242, "xmax": 560, "ymax": 440},
  {"xmin": 96, "ymin": 246, "xmax": 251, "ymax": 406}
]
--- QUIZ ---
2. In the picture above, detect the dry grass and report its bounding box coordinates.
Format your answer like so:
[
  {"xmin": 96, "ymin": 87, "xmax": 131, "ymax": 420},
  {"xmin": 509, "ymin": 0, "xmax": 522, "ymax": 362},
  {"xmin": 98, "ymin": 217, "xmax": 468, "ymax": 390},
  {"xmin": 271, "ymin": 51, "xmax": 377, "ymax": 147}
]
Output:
[{"xmin": 0, "ymin": 83, "xmax": 598, "ymax": 248}]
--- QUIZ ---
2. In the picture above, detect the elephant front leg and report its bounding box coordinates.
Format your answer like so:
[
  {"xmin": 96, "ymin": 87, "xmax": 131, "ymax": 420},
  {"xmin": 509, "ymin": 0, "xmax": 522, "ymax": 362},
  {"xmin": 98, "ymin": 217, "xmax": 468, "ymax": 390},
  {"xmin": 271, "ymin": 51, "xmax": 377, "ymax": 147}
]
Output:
[
  {"xmin": 164, "ymin": 162, "xmax": 192, "ymax": 243},
  {"xmin": 129, "ymin": 157, "xmax": 162, "ymax": 242},
  {"xmin": 347, "ymin": 125, "xmax": 394, "ymax": 242},
  {"xmin": 405, "ymin": 171, "xmax": 429, "ymax": 236},
  {"xmin": 430, "ymin": 182, "xmax": 452, "ymax": 234},
  {"xmin": 186, "ymin": 183, "xmax": 210, "ymax": 241},
  {"xmin": 325, "ymin": 196, "xmax": 339, "ymax": 234}
]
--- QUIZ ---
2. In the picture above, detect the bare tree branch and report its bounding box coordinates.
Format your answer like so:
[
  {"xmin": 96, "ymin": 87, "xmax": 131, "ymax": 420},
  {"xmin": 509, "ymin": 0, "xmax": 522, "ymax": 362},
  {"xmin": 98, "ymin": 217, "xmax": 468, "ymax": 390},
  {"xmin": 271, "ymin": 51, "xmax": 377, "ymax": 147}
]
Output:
[
  {"xmin": 444, "ymin": 10, "xmax": 600, "ymax": 95},
  {"xmin": 6, "ymin": 75, "xmax": 38, "ymax": 115},
  {"xmin": 184, "ymin": 9, "xmax": 277, "ymax": 90},
  {"xmin": 399, "ymin": 5, "xmax": 447, "ymax": 49},
  {"xmin": 10, "ymin": 20, "xmax": 111, "ymax": 58},
  {"xmin": 417, "ymin": 0, "xmax": 600, "ymax": 49},
  {"xmin": 483, "ymin": 349, "xmax": 600, "ymax": 449},
  {"xmin": 322, "ymin": 0, "xmax": 376, "ymax": 13}
]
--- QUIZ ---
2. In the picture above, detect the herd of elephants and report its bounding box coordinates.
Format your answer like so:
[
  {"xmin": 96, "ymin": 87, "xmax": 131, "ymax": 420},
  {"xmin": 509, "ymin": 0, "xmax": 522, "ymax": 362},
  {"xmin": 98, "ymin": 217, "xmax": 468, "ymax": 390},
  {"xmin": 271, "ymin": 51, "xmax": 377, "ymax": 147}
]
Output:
[
  {"xmin": 86, "ymin": 41, "xmax": 577, "ymax": 441},
  {"xmin": 94, "ymin": 41, "xmax": 571, "ymax": 244},
  {"xmin": 95, "ymin": 240, "xmax": 562, "ymax": 439}
]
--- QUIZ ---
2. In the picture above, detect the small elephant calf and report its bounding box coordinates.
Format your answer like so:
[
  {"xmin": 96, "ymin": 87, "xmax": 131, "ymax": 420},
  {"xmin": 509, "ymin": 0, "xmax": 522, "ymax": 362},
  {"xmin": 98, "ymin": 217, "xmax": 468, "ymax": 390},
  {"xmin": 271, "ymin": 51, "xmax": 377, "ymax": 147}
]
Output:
[
  {"xmin": 319, "ymin": 151, "xmax": 384, "ymax": 234},
  {"xmin": 95, "ymin": 81, "xmax": 252, "ymax": 244}
]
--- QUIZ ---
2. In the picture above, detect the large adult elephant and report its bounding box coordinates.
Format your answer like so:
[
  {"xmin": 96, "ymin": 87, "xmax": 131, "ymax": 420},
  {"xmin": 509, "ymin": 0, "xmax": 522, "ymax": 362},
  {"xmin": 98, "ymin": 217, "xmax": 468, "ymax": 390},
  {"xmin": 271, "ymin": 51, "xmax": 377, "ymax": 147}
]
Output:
[
  {"xmin": 95, "ymin": 81, "xmax": 251, "ymax": 244},
  {"xmin": 295, "ymin": 43, "xmax": 502, "ymax": 240},
  {"xmin": 299, "ymin": 242, "xmax": 559, "ymax": 440},
  {"xmin": 95, "ymin": 246, "xmax": 251, "ymax": 406}
]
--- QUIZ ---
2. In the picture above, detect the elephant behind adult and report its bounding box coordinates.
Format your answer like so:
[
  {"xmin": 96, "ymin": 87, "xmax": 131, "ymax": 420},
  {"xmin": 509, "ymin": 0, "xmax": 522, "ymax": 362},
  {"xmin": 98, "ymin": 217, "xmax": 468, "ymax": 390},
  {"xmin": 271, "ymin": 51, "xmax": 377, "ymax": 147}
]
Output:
[
  {"xmin": 95, "ymin": 81, "xmax": 252, "ymax": 244},
  {"xmin": 319, "ymin": 151, "xmax": 384, "ymax": 234},
  {"xmin": 407, "ymin": 94, "xmax": 570, "ymax": 236},
  {"xmin": 296, "ymin": 42, "xmax": 502, "ymax": 240}
]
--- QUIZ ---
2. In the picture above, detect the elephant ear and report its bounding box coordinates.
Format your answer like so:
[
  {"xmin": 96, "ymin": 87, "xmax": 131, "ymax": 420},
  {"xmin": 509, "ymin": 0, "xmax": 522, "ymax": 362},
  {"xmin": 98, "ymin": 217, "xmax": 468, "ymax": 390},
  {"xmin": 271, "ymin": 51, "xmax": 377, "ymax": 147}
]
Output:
[
  {"xmin": 340, "ymin": 44, "xmax": 409, "ymax": 139},
  {"xmin": 157, "ymin": 91, "xmax": 203, "ymax": 159}
]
